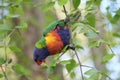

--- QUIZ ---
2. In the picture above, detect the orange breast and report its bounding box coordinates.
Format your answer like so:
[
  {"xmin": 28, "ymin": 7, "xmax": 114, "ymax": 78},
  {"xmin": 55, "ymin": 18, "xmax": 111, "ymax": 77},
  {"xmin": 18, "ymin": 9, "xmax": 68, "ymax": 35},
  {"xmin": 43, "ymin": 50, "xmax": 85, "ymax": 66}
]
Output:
[{"xmin": 45, "ymin": 30, "xmax": 63, "ymax": 55}]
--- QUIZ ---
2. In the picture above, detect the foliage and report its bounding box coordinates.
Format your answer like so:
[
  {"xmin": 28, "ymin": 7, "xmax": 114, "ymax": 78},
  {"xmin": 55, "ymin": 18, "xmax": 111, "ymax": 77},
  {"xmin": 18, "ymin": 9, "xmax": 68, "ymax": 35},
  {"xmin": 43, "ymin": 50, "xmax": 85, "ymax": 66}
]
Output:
[{"xmin": 0, "ymin": 0, "xmax": 119, "ymax": 80}]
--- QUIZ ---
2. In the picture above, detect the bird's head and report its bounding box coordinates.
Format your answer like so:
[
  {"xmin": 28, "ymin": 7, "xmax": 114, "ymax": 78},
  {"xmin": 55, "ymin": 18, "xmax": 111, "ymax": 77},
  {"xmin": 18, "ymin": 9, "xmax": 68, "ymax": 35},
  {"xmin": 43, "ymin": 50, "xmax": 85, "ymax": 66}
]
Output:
[{"xmin": 33, "ymin": 47, "xmax": 49, "ymax": 65}]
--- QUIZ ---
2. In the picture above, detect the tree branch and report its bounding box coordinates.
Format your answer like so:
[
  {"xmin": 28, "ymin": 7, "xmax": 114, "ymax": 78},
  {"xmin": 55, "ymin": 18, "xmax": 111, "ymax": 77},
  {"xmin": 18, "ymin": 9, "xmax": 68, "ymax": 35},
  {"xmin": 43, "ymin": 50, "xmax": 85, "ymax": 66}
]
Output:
[
  {"xmin": 0, "ymin": 66, "xmax": 8, "ymax": 80},
  {"xmin": 62, "ymin": 5, "xmax": 84, "ymax": 80},
  {"xmin": 74, "ymin": 49, "xmax": 84, "ymax": 80},
  {"xmin": 63, "ymin": 5, "xmax": 70, "ymax": 23}
]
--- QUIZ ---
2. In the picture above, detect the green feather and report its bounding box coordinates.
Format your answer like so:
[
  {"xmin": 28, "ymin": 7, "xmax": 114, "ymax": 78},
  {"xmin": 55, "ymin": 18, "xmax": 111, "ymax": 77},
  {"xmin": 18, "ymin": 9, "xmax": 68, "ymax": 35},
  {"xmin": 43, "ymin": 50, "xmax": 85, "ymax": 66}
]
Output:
[
  {"xmin": 35, "ymin": 36, "xmax": 46, "ymax": 49},
  {"xmin": 35, "ymin": 20, "xmax": 65, "ymax": 49},
  {"xmin": 43, "ymin": 20, "xmax": 65, "ymax": 35}
]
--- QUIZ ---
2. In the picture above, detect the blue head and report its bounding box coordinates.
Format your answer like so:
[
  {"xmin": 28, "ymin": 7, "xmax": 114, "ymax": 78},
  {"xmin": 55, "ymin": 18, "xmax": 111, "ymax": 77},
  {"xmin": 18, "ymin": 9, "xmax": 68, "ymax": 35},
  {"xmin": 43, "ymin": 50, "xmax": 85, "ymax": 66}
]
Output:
[{"xmin": 33, "ymin": 47, "xmax": 49, "ymax": 65}]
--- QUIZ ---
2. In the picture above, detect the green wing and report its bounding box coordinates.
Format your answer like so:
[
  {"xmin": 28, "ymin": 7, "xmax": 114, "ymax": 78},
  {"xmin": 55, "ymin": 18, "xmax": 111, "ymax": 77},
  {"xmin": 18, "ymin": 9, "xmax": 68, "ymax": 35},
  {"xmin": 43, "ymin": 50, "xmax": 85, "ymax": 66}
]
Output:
[
  {"xmin": 43, "ymin": 20, "xmax": 65, "ymax": 35},
  {"xmin": 35, "ymin": 36, "xmax": 46, "ymax": 49}
]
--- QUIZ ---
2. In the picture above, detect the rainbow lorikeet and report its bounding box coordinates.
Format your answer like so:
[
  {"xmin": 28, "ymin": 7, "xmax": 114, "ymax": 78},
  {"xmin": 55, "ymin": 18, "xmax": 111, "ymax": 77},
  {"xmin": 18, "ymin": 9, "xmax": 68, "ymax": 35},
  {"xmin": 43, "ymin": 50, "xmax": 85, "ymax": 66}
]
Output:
[{"xmin": 33, "ymin": 20, "xmax": 70, "ymax": 65}]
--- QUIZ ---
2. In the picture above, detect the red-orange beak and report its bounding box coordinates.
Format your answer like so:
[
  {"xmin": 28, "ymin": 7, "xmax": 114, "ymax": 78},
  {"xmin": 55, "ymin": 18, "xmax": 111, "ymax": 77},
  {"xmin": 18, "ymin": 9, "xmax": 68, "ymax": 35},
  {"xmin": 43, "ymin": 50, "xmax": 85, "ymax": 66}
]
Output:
[
  {"xmin": 36, "ymin": 61, "xmax": 41, "ymax": 65},
  {"xmin": 36, "ymin": 59, "xmax": 46, "ymax": 65}
]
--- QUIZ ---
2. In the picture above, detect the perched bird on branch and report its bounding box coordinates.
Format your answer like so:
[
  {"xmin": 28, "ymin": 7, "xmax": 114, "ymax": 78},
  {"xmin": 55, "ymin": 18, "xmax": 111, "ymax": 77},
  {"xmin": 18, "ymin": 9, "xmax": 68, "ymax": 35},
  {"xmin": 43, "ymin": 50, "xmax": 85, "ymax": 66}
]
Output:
[{"xmin": 33, "ymin": 20, "xmax": 70, "ymax": 65}]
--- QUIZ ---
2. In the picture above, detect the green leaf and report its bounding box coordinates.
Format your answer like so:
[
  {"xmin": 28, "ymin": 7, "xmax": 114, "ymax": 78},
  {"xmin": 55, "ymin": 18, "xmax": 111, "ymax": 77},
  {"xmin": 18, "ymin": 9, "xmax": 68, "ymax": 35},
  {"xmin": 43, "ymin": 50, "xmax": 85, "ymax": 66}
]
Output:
[
  {"xmin": 73, "ymin": 23, "xmax": 84, "ymax": 27},
  {"xmin": 50, "ymin": 61, "xmax": 57, "ymax": 68},
  {"xmin": 47, "ymin": 65, "xmax": 56, "ymax": 75},
  {"xmin": 58, "ymin": 0, "xmax": 68, "ymax": 5},
  {"xmin": 99, "ymin": 71, "xmax": 111, "ymax": 79},
  {"xmin": 87, "ymin": 73, "xmax": 99, "ymax": 80},
  {"xmin": 16, "ymin": 22, "xmax": 28, "ymax": 30},
  {"xmin": 70, "ymin": 72, "xmax": 75, "ymax": 78},
  {"xmin": 85, "ymin": 1, "xmax": 92, "ymax": 10},
  {"xmin": 88, "ymin": 41, "xmax": 100, "ymax": 48},
  {"xmin": 112, "ymin": 14, "xmax": 120, "ymax": 24},
  {"xmin": 106, "ymin": 13, "xmax": 112, "ymax": 20},
  {"xmin": 4, "ymin": 14, "xmax": 20, "ymax": 18},
  {"xmin": 0, "ymin": 24, "xmax": 11, "ymax": 34},
  {"xmin": 84, "ymin": 31, "xmax": 97, "ymax": 38},
  {"xmin": 85, "ymin": 13, "xmax": 95, "ymax": 27},
  {"xmin": 41, "ymin": 63, "xmax": 48, "ymax": 69},
  {"xmin": 75, "ymin": 44, "xmax": 84, "ymax": 49},
  {"xmin": 88, "ymin": 26, "xmax": 97, "ymax": 33},
  {"xmin": 72, "ymin": 23, "xmax": 84, "ymax": 31},
  {"xmin": 102, "ymin": 53, "xmax": 115, "ymax": 63},
  {"xmin": 84, "ymin": 69, "xmax": 98, "ymax": 76},
  {"xmin": 43, "ymin": 2, "xmax": 55, "ymax": 11},
  {"xmin": 11, "ymin": 0, "xmax": 23, "ymax": 5},
  {"xmin": 12, "ymin": 64, "xmax": 29, "ymax": 75},
  {"xmin": 72, "ymin": 0, "xmax": 81, "ymax": 9},
  {"xmin": 106, "ymin": 13, "xmax": 118, "ymax": 24},
  {"xmin": 59, "ymin": 60, "xmax": 71, "ymax": 65},
  {"xmin": 21, "ymin": 22, "xmax": 28, "ymax": 29},
  {"xmin": 61, "ymin": 45, "xmax": 68, "ymax": 52},
  {"xmin": 85, "ymin": 69, "xmax": 101, "ymax": 80},
  {"xmin": 0, "ymin": 74, "xmax": 3, "ymax": 78},
  {"xmin": 0, "ymin": 58, "xmax": 5, "ymax": 66},
  {"xmin": 79, "ymin": 28, "xmax": 87, "ymax": 33},
  {"xmin": 94, "ymin": 0, "xmax": 102, "ymax": 6},
  {"xmin": 66, "ymin": 59, "xmax": 77, "ymax": 72},
  {"xmin": 12, "ymin": 64, "xmax": 23, "ymax": 74},
  {"xmin": 116, "ymin": 9, "xmax": 120, "ymax": 16},
  {"xmin": 0, "ymin": 6, "xmax": 5, "ymax": 9},
  {"xmin": 9, "ymin": 46, "xmax": 21, "ymax": 52},
  {"xmin": 15, "ymin": 6, "xmax": 24, "ymax": 14},
  {"xmin": 113, "ymin": 33, "xmax": 120, "ymax": 38}
]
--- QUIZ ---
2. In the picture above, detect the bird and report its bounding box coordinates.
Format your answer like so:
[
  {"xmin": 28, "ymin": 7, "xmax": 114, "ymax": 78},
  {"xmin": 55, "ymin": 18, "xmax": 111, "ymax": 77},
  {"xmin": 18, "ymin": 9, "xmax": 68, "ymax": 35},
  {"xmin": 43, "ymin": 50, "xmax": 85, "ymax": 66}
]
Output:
[{"xmin": 33, "ymin": 20, "xmax": 70, "ymax": 65}]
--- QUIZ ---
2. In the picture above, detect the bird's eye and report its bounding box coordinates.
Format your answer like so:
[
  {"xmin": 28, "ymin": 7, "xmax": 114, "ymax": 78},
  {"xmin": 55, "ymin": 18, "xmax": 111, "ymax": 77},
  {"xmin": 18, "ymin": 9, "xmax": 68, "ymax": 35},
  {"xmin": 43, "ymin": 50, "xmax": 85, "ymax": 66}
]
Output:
[
  {"xmin": 36, "ymin": 55, "xmax": 39, "ymax": 58},
  {"xmin": 39, "ymin": 60, "xmax": 42, "ymax": 62}
]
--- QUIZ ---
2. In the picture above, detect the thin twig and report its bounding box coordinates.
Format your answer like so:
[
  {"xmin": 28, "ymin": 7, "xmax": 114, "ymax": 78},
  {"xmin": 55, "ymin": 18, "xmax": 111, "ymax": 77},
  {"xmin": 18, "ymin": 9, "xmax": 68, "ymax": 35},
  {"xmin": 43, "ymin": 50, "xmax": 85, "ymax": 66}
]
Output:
[
  {"xmin": 0, "ymin": 66, "xmax": 8, "ymax": 80},
  {"xmin": 63, "ymin": 5, "xmax": 73, "ymax": 44},
  {"xmin": 107, "ymin": 44, "xmax": 115, "ymax": 54},
  {"xmin": 57, "ymin": 49, "xmax": 67, "ymax": 61},
  {"xmin": 63, "ymin": 5, "xmax": 70, "ymax": 23},
  {"xmin": 8, "ymin": 28, "xmax": 16, "ymax": 37},
  {"xmin": 73, "ymin": 49, "xmax": 84, "ymax": 80},
  {"xmin": 63, "ymin": 5, "xmax": 68, "ymax": 18},
  {"xmin": 73, "ymin": 10, "xmax": 81, "ymax": 22},
  {"xmin": 107, "ymin": 75, "xmax": 113, "ymax": 80},
  {"xmin": 81, "ymin": 65, "xmax": 94, "ymax": 69}
]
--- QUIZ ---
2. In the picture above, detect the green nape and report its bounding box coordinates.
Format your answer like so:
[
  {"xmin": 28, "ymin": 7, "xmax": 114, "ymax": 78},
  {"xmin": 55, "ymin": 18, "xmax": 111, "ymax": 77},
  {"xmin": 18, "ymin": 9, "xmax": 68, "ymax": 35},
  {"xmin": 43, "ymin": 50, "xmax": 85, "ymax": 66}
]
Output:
[
  {"xmin": 43, "ymin": 20, "xmax": 65, "ymax": 35},
  {"xmin": 35, "ymin": 36, "xmax": 46, "ymax": 49}
]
